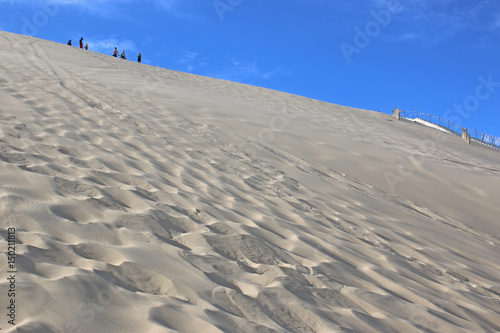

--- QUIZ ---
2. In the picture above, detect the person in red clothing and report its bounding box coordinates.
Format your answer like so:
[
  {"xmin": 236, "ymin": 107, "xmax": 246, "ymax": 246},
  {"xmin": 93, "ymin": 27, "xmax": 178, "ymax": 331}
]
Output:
[{"xmin": 79, "ymin": 37, "xmax": 83, "ymax": 49}]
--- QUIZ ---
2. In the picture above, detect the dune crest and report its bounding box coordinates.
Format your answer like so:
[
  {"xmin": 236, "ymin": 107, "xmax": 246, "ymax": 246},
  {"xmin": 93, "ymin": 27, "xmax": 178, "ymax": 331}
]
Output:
[{"xmin": 0, "ymin": 31, "xmax": 499, "ymax": 332}]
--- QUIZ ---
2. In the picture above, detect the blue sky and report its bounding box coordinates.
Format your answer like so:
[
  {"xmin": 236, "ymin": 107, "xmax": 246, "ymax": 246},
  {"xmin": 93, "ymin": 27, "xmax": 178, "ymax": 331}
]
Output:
[{"xmin": 1, "ymin": 0, "xmax": 499, "ymax": 137}]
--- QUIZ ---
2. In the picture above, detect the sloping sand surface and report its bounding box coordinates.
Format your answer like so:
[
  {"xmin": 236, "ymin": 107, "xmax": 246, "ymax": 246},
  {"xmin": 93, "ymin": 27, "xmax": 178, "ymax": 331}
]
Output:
[{"xmin": 1, "ymin": 31, "xmax": 499, "ymax": 332}]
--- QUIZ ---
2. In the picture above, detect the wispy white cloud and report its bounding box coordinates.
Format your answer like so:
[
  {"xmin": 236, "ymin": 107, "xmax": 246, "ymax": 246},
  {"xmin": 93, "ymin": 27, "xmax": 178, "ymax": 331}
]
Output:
[
  {"xmin": 146, "ymin": 0, "xmax": 200, "ymax": 19},
  {"xmin": 86, "ymin": 37, "xmax": 137, "ymax": 55},
  {"xmin": 178, "ymin": 50, "xmax": 205, "ymax": 71},
  {"xmin": 208, "ymin": 59, "xmax": 292, "ymax": 82},
  {"xmin": 381, "ymin": 0, "xmax": 500, "ymax": 47},
  {"xmin": 8, "ymin": 0, "xmax": 190, "ymax": 18},
  {"xmin": 152, "ymin": 0, "xmax": 186, "ymax": 17},
  {"xmin": 0, "ymin": 0, "xmax": 132, "ymax": 18},
  {"xmin": 491, "ymin": 15, "xmax": 500, "ymax": 34},
  {"xmin": 175, "ymin": 51, "xmax": 292, "ymax": 82}
]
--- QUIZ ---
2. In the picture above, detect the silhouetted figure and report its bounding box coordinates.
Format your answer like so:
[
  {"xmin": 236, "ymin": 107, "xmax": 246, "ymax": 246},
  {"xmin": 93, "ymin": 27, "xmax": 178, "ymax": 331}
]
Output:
[
  {"xmin": 113, "ymin": 47, "xmax": 118, "ymax": 57},
  {"xmin": 137, "ymin": 53, "xmax": 142, "ymax": 63},
  {"xmin": 79, "ymin": 37, "xmax": 83, "ymax": 49},
  {"xmin": 85, "ymin": 44, "xmax": 88, "ymax": 50},
  {"xmin": 121, "ymin": 50, "xmax": 126, "ymax": 59},
  {"xmin": 67, "ymin": 40, "xmax": 72, "ymax": 46}
]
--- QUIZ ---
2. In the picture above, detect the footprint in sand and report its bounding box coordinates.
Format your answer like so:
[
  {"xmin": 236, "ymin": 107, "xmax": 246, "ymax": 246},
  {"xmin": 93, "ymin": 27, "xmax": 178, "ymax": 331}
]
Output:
[
  {"xmin": 52, "ymin": 176, "xmax": 101, "ymax": 198},
  {"xmin": 71, "ymin": 242, "xmax": 125, "ymax": 265},
  {"xmin": 100, "ymin": 262, "xmax": 174, "ymax": 295}
]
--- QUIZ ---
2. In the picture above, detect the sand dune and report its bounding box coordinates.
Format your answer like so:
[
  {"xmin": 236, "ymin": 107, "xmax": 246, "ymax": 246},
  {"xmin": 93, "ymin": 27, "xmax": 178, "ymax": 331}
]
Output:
[{"xmin": 1, "ymin": 31, "xmax": 499, "ymax": 332}]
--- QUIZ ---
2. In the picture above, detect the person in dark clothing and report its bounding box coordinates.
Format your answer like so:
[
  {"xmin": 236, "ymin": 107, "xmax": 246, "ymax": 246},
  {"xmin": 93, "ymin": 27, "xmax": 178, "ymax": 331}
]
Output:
[
  {"xmin": 113, "ymin": 47, "xmax": 118, "ymax": 57},
  {"xmin": 121, "ymin": 50, "xmax": 126, "ymax": 59},
  {"xmin": 137, "ymin": 53, "xmax": 142, "ymax": 63},
  {"xmin": 67, "ymin": 40, "xmax": 72, "ymax": 46},
  {"xmin": 79, "ymin": 38, "xmax": 83, "ymax": 49}
]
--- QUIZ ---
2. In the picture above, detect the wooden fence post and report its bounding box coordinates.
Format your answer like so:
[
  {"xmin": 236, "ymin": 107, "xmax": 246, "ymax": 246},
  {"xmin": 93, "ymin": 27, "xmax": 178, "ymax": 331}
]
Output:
[
  {"xmin": 393, "ymin": 108, "xmax": 401, "ymax": 120},
  {"xmin": 462, "ymin": 128, "xmax": 470, "ymax": 144}
]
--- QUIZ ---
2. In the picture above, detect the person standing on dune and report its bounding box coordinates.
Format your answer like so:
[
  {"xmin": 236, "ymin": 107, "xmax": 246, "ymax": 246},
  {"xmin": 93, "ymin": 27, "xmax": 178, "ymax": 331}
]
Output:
[
  {"xmin": 121, "ymin": 50, "xmax": 126, "ymax": 59},
  {"xmin": 113, "ymin": 47, "xmax": 118, "ymax": 57},
  {"xmin": 79, "ymin": 37, "xmax": 83, "ymax": 49},
  {"xmin": 137, "ymin": 52, "xmax": 142, "ymax": 63}
]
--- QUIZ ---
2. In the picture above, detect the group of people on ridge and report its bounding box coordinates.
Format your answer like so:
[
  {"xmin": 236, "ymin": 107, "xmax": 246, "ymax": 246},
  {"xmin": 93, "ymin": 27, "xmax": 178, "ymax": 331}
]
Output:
[
  {"xmin": 67, "ymin": 37, "xmax": 88, "ymax": 50},
  {"xmin": 67, "ymin": 37, "xmax": 142, "ymax": 63},
  {"xmin": 112, "ymin": 47, "xmax": 142, "ymax": 63}
]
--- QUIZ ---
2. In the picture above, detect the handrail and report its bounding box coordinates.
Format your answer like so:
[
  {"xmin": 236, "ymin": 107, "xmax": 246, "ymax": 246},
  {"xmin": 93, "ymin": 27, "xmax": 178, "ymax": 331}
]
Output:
[{"xmin": 395, "ymin": 110, "xmax": 500, "ymax": 149}]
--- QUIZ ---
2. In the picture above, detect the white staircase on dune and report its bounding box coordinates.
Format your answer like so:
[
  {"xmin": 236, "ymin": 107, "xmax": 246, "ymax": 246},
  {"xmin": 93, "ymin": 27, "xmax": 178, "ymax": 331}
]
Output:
[
  {"xmin": 402, "ymin": 116, "xmax": 500, "ymax": 151},
  {"xmin": 402, "ymin": 117, "xmax": 456, "ymax": 135}
]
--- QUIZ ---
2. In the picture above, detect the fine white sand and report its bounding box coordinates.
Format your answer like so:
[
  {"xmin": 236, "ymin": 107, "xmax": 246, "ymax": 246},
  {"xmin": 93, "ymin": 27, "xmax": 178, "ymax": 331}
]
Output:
[{"xmin": 0, "ymin": 31, "xmax": 499, "ymax": 332}]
